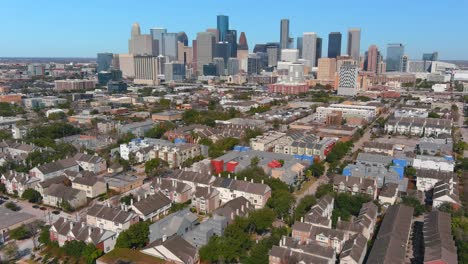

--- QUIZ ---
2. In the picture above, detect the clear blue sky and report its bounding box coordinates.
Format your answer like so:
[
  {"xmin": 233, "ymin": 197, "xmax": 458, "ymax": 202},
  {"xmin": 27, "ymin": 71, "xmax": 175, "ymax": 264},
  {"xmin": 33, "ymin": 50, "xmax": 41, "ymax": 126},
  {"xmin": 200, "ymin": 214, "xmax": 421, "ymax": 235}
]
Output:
[{"xmin": 2, "ymin": 0, "xmax": 467, "ymax": 60}]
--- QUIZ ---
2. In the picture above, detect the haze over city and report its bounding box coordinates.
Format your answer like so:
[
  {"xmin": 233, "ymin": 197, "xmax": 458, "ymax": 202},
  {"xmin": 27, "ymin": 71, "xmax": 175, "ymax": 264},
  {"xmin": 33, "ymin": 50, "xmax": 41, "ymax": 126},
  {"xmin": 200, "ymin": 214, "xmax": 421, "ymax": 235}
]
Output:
[{"xmin": 1, "ymin": 0, "xmax": 467, "ymax": 60}]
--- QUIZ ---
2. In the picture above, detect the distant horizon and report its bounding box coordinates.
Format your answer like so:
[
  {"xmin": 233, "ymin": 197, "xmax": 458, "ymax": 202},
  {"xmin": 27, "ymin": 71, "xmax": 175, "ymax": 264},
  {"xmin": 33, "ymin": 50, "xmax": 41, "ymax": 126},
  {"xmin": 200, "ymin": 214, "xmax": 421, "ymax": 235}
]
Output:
[{"xmin": 1, "ymin": 0, "xmax": 467, "ymax": 60}]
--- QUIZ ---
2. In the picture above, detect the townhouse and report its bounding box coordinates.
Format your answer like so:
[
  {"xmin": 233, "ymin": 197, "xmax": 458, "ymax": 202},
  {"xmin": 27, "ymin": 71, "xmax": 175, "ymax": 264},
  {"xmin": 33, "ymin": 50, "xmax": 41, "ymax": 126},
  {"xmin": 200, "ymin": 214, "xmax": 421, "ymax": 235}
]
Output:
[
  {"xmin": 192, "ymin": 186, "xmax": 220, "ymax": 214},
  {"xmin": 413, "ymin": 155, "xmax": 454, "ymax": 172},
  {"xmin": 0, "ymin": 171, "xmax": 40, "ymax": 196},
  {"xmin": 29, "ymin": 157, "xmax": 80, "ymax": 181},
  {"xmin": 385, "ymin": 117, "xmax": 452, "ymax": 137},
  {"xmin": 367, "ymin": 205, "xmax": 414, "ymax": 264},
  {"xmin": 269, "ymin": 236, "xmax": 336, "ymax": 264},
  {"xmin": 72, "ymin": 176, "xmax": 106, "ymax": 198},
  {"xmin": 73, "ymin": 153, "xmax": 107, "ymax": 174},
  {"xmin": 212, "ymin": 176, "xmax": 271, "ymax": 209},
  {"xmin": 43, "ymin": 184, "xmax": 87, "ymax": 209},
  {"xmin": 332, "ymin": 175, "xmax": 378, "ymax": 200},
  {"xmin": 423, "ymin": 211, "xmax": 458, "ymax": 264},
  {"xmin": 148, "ymin": 208, "xmax": 198, "ymax": 243},
  {"xmin": 141, "ymin": 235, "xmax": 199, "ymax": 264},
  {"xmin": 416, "ymin": 169, "xmax": 456, "ymax": 192},
  {"xmin": 378, "ymin": 182, "xmax": 399, "ymax": 207},
  {"xmin": 130, "ymin": 192, "xmax": 172, "ymax": 221},
  {"xmin": 151, "ymin": 177, "xmax": 192, "ymax": 204},
  {"xmin": 86, "ymin": 204, "xmax": 139, "ymax": 233},
  {"xmin": 50, "ymin": 217, "xmax": 117, "ymax": 253}
]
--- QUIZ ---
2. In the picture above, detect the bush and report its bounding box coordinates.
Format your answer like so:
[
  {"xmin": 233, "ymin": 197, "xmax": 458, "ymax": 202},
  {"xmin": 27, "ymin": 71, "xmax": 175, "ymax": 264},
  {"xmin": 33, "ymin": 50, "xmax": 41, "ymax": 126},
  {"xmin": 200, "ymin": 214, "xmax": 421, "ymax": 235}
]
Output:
[
  {"xmin": 22, "ymin": 188, "xmax": 42, "ymax": 203},
  {"xmin": 5, "ymin": 202, "xmax": 20, "ymax": 211},
  {"xmin": 9, "ymin": 225, "xmax": 31, "ymax": 240},
  {"xmin": 115, "ymin": 221, "xmax": 150, "ymax": 249}
]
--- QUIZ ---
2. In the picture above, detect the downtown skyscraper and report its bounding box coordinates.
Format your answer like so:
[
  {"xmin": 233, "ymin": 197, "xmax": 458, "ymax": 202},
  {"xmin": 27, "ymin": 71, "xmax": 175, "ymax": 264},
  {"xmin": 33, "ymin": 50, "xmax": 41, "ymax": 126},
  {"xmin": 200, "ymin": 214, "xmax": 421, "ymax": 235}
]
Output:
[
  {"xmin": 217, "ymin": 15, "xmax": 229, "ymax": 42},
  {"xmin": 302, "ymin": 32, "xmax": 317, "ymax": 68},
  {"xmin": 280, "ymin": 19, "xmax": 290, "ymax": 50},
  {"xmin": 386, "ymin": 43, "xmax": 405, "ymax": 72},
  {"xmin": 196, "ymin": 32, "xmax": 216, "ymax": 74},
  {"xmin": 328, "ymin": 32, "xmax": 342, "ymax": 58},
  {"xmin": 347, "ymin": 28, "xmax": 361, "ymax": 62}
]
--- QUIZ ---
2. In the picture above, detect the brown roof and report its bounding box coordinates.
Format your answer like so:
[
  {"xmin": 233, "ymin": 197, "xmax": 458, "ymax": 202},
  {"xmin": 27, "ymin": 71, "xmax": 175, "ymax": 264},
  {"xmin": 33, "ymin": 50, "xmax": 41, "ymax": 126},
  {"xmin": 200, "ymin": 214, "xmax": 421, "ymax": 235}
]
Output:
[
  {"xmin": 367, "ymin": 204, "xmax": 414, "ymax": 264},
  {"xmin": 144, "ymin": 235, "xmax": 197, "ymax": 264},
  {"xmin": 423, "ymin": 211, "xmax": 458, "ymax": 264},
  {"xmin": 132, "ymin": 192, "xmax": 171, "ymax": 217},
  {"xmin": 87, "ymin": 204, "xmax": 137, "ymax": 224}
]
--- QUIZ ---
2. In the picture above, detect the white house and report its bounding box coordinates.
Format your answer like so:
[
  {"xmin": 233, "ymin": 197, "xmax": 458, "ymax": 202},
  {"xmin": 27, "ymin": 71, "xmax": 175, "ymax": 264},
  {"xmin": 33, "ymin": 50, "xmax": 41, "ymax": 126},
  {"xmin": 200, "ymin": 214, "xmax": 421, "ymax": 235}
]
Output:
[{"xmin": 412, "ymin": 155, "xmax": 454, "ymax": 172}]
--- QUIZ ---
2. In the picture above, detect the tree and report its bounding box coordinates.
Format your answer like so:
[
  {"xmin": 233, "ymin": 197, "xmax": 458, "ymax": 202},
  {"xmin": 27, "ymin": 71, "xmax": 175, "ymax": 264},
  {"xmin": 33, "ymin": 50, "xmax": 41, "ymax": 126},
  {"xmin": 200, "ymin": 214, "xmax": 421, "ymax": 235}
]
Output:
[
  {"xmin": 401, "ymin": 196, "xmax": 425, "ymax": 216},
  {"xmin": 267, "ymin": 189, "xmax": 294, "ymax": 219},
  {"xmin": 60, "ymin": 200, "xmax": 73, "ymax": 212},
  {"xmin": 21, "ymin": 188, "xmax": 42, "ymax": 203},
  {"xmin": 294, "ymin": 195, "xmax": 317, "ymax": 221},
  {"xmin": 250, "ymin": 156, "xmax": 260, "ymax": 167},
  {"xmin": 144, "ymin": 158, "xmax": 168, "ymax": 176},
  {"xmin": 0, "ymin": 182, "xmax": 6, "ymax": 193},
  {"xmin": 115, "ymin": 221, "xmax": 150, "ymax": 249},
  {"xmin": 428, "ymin": 112, "xmax": 440, "ymax": 118},
  {"xmin": 38, "ymin": 225, "xmax": 51, "ymax": 245},
  {"xmin": 2, "ymin": 241, "xmax": 19, "ymax": 260},
  {"xmin": 308, "ymin": 162, "xmax": 325, "ymax": 177},
  {"xmin": 404, "ymin": 166, "xmax": 417, "ymax": 179},
  {"xmin": 120, "ymin": 194, "xmax": 134, "ymax": 205},
  {"xmin": 315, "ymin": 184, "xmax": 334, "ymax": 199},
  {"xmin": 248, "ymin": 208, "xmax": 275, "ymax": 234}
]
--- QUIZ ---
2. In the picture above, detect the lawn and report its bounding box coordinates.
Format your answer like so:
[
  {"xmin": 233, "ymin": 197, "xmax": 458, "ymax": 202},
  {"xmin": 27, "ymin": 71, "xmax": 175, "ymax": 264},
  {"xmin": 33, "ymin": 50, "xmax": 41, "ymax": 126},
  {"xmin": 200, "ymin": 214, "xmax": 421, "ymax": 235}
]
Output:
[{"xmin": 98, "ymin": 248, "xmax": 165, "ymax": 264}]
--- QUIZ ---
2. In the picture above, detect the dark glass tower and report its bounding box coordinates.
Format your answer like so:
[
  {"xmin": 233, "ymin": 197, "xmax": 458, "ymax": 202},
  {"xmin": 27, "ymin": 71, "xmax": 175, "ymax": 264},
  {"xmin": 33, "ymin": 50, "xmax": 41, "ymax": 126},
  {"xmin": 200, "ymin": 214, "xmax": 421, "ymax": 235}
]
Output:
[
  {"xmin": 328, "ymin": 32, "xmax": 342, "ymax": 58},
  {"xmin": 217, "ymin": 15, "xmax": 229, "ymax": 42},
  {"xmin": 225, "ymin": 30, "xmax": 237, "ymax": 57},
  {"xmin": 97, "ymin": 53, "xmax": 113, "ymax": 72},
  {"xmin": 280, "ymin": 19, "xmax": 289, "ymax": 49},
  {"xmin": 315, "ymin": 38, "xmax": 322, "ymax": 66}
]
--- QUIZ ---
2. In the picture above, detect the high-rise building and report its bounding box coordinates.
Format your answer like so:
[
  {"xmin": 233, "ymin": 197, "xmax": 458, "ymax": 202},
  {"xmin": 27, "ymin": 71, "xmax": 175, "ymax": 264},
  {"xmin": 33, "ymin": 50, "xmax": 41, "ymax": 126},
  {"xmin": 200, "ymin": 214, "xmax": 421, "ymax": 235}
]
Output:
[
  {"xmin": 97, "ymin": 53, "xmax": 114, "ymax": 72},
  {"xmin": 328, "ymin": 32, "xmax": 342, "ymax": 58},
  {"xmin": 217, "ymin": 15, "xmax": 229, "ymax": 42},
  {"xmin": 347, "ymin": 28, "xmax": 361, "ymax": 62},
  {"xmin": 401, "ymin": 55, "xmax": 409, "ymax": 72},
  {"xmin": 134, "ymin": 55, "xmax": 159, "ymax": 85},
  {"xmin": 337, "ymin": 60, "xmax": 359, "ymax": 96},
  {"xmin": 118, "ymin": 54, "xmax": 135, "ymax": 78},
  {"xmin": 177, "ymin": 42, "xmax": 193, "ymax": 66},
  {"xmin": 266, "ymin": 43, "xmax": 280, "ymax": 67},
  {"xmin": 422, "ymin": 52, "xmax": 438, "ymax": 61},
  {"xmin": 238, "ymin": 32, "xmax": 248, "ymax": 51},
  {"xmin": 203, "ymin": 63, "xmax": 217, "ymax": 76},
  {"xmin": 177, "ymin": 32, "xmax": 189, "ymax": 46},
  {"xmin": 162, "ymin": 33, "xmax": 178, "ymax": 62},
  {"xmin": 377, "ymin": 61, "xmax": 386, "ymax": 75},
  {"xmin": 225, "ymin": 30, "xmax": 237, "ymax": 57},
  {"xmin": 129, "ymin": 23, "xmax": 158, "ymax": 56},
  {"xmin": 315, "ymin": 37, "xmax": 322, "ymax": 67},
  {"xmin": 280, "ymin": 19, "xmax": 290, "ymax": 50},
  {"xmin": 253, "ymin": 44, "xmax": 267, "ymax": 53},
  {"xmin": 164, "ymin": 62, "xmax": 186, "ymax": 81},
  {"xmin": 286, "ymin": 63, "xmax": 305, "ymax": 83},
  {"xmin": 196, "ymin": 32, "xmax": 216, "ymax": 74},
  {"xmin": 215, "ymin": 41, "xmax": 230, "ymax": 66},
  {"xmin": 281, "ymin": 49, "xmax": 299, "ymax": 63},
  {"xmin": 302, "ymin": 32, "xmax": 317, "ymax": 68},
  {"xmin": 247, "ymin": 54, "xmax": 261, "ymax": 74},
  {"xmin": 365, "ymin": 45, "xmax": 379, "ymax": 73},
  {"xmin": 27, "ymin": 64, "xmax": 45, "ymax": 76},
  {"xmin": 206, "ymin": 29, "xmax": 219, "ymax": 43},
  {"xmin": 213, "ymin": 57, "xmax": 225, "ymax": 76},
  {"xmin": 156, "ymin": 55, "xmax": 167, "ymax": 75},
  {"xmin": 150, "ymin": 28, "xmax": 167, "ymax": 55},
  {"xmin": 296, "ymin": 37, "xmax": 303, "ymax": 58},
  {"xmin": 386, "ymin": 43, "xmax": 405, "ymax": 72},
  {"xmin": 317, "ymin": 58, "xmax": 336, "ymax": 81},
  {"xmin": 237, "ymin": 32, "xmax": 249, "ymax": 72},
  {"xmin": 227, "ymin": 58, "xmax": 239, "ymax": 75}
]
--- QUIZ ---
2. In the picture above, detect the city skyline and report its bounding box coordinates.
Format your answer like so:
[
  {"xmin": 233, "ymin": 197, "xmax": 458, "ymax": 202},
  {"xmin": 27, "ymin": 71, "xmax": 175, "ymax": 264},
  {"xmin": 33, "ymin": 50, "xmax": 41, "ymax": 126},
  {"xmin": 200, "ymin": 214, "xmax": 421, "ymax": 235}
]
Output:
[{"xmin": 1, "ymin": 0, "xmax": 467, "ymax": 60}]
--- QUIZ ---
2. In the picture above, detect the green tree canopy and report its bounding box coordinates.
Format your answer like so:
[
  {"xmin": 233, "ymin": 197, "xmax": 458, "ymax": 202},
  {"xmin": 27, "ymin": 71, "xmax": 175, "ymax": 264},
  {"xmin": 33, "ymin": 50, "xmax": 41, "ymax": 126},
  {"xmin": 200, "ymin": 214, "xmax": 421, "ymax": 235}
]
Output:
[
  {"xmin": 21, "ymin": 188, "xmax": 42, "ymax": 203},
  {"xmin": 115, "ymin": 221, "xmax": 150, "ymax": 249}
]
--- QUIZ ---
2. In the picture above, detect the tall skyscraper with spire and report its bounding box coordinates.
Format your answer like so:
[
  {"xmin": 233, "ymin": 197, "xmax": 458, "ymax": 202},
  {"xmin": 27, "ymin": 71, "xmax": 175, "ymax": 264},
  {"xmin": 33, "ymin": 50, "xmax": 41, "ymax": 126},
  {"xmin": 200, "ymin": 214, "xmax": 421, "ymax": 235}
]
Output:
[
  {"xmin": 217, "ymin": 15, "xmax": 229, "ymax": 42},
  {"xmin": 347, "ymin": 28, "xmax": 361, "ymax": 62},
  {"xmin": 280, "ymin": 19, "xmax": 290, "ymax": 50},
  {"xmin": 237, "ymin": 32, "xmax": 249, "ymax": 72}
]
